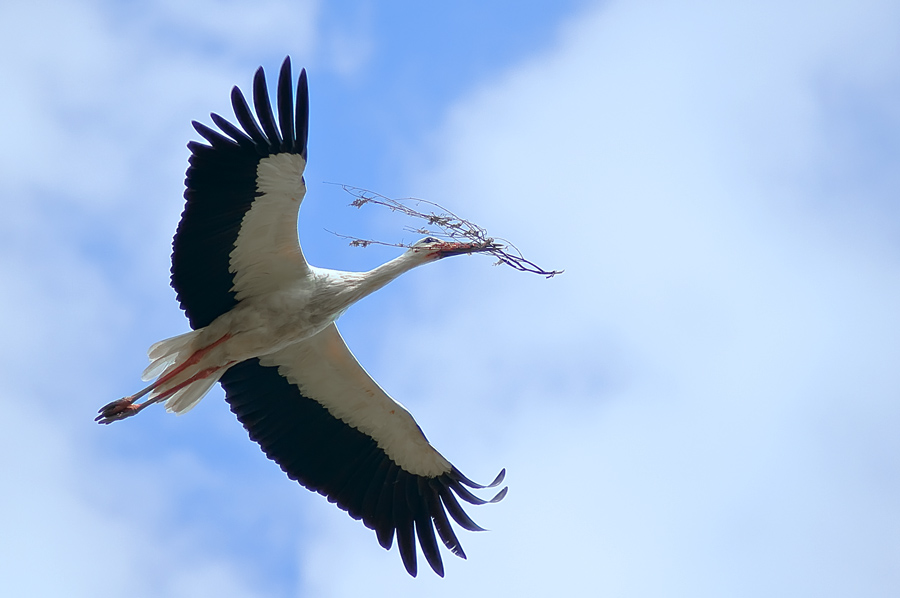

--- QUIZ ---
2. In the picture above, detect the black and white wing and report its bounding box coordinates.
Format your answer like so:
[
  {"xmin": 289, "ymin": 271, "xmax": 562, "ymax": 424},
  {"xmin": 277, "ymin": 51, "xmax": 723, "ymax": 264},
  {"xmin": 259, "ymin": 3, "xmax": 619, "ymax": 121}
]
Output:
[
  {"xmin": 220, "ymin": 324, "xmax": 506, "ymax": 577},
  {"xmin": 172, "ymin": 57, "xmax": 310, "ymax": 329}
]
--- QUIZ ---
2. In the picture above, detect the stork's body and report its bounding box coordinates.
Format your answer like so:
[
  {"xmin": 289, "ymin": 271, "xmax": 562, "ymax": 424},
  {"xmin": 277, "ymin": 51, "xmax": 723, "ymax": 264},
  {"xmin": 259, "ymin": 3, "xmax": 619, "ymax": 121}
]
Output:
[{"xmin": 98, "ymin": 58, "xmax": 505, "ymax": 577}]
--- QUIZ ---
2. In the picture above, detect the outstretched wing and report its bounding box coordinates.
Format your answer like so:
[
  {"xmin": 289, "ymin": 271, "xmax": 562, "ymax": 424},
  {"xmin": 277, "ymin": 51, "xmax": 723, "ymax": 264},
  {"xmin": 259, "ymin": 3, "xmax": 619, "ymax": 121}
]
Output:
[
  {"xmin": 218, "ymin": 323, "xmax": 507, "ymax": 577},
  {"xmin": 172, "ymin": 57, "xmax": 310, "ymax": 329}
]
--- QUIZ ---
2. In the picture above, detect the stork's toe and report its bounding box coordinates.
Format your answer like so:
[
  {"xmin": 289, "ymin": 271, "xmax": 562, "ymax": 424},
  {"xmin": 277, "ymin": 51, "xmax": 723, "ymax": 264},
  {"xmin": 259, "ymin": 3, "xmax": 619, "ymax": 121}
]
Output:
[{"xmin": 95, "ymin": 398, "xmax": 140, "ymax": 424}]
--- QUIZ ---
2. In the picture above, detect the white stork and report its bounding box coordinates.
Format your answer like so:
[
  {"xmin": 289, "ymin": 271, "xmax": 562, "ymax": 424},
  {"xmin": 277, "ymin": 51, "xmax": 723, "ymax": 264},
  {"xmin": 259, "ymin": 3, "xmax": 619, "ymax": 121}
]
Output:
[{"xmin": 97, "ymin": 57, "xmax": 506, "ymax": 577}]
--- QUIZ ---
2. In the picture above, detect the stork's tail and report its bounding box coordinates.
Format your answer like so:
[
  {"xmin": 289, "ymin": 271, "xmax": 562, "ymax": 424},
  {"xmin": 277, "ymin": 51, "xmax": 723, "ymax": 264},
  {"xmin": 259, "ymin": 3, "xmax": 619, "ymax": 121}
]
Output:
[
  {"xmin": 142, "ymin": 329, "xmax": 226, "ymax": 414},
  {"xmin": 143, "ymin": 330, "xmax": 198, "ymax": 381}
]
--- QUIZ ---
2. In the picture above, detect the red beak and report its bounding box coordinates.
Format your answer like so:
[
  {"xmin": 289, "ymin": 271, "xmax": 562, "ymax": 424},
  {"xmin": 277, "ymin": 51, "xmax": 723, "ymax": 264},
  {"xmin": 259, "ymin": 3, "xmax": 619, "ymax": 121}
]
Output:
[{"xmin": 435, "ymin": 241, "xmax": 495, "ymax": 258}]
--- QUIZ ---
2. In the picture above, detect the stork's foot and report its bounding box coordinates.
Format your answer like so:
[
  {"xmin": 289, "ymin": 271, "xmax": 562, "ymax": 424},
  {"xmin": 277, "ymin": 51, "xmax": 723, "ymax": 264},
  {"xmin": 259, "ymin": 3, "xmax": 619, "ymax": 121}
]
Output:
[{"xmin": 95, "ymin": 397, "xmax": 142, "ymax": 424}]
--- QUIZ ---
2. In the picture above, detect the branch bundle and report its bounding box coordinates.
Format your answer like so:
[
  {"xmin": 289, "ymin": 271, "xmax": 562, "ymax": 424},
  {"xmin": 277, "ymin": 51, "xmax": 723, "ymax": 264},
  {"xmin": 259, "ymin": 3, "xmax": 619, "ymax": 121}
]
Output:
[{"xmin": 331, "ymin": 185, "xmax": 563, "ymax": 278}]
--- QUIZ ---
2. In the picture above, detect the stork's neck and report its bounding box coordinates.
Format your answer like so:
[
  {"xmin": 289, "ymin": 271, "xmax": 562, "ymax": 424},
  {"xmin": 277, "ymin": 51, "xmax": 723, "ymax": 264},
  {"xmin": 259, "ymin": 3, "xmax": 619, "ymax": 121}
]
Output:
[{"xmin": 330, "ymin": 250, "xmax": 430, "ymax": 309}]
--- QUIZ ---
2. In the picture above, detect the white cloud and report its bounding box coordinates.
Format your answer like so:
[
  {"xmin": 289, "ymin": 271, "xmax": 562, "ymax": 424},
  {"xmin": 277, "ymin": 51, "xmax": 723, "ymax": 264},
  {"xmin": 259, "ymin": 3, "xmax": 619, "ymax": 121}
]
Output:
[
  {"xmin": 301, "ymin": 0, "xmax": 900, "ymax": 595},
  {"xmin": 0, "ymin": 0, "xmax": 323, "ymax": 595},
  {"xmin": 3, "ymin": 0, "xmax": 898, "ymax": 595}
]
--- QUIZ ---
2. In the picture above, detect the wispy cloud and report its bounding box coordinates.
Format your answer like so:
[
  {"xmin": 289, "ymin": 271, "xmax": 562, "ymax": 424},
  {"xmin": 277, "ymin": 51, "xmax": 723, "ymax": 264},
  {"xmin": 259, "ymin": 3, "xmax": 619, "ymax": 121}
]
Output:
[
  {"xmin": 302, "ymin": 0, "xmax": 900, "ymax": 595},
  {"xmin": 2, "ymin": 0, "xmax": 898, "ymax": 596}
]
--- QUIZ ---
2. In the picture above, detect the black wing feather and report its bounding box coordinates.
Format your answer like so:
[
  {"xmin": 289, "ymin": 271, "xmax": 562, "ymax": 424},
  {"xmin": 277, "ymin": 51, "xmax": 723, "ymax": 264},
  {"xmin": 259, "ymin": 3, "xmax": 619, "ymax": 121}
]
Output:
[
  {"xmin": 413, "ymin": 479, "xmax": 444, "ymax": 576},
  {"xmin": 295, "ymin": 70, "xmax": 309, "ymax": 158},
  {"xmin": 276, "ymin": 58, "xmax": 294, "ymax": 152},
  {"xmin": 374, "ymin": 465, "xmax": 399, "ymax": 549},
  {"xmin": 210, "ymin": 112, "xmax": 257, "ymax": 150},
  {"xmin": 230, "ymin": 85, "xmax": 269, "ymax": 153},
  {"xmin": 192, "ymin": 121, "xmax": 241, "ymax": 151},
  {"xmin": 436, "ymin": 483, "xmax": 487, "ymax": 532},
  {"xmin": 393, "ymin": 476, "xmax": 417, "ymax": 576},
  {"xmin": 360, "ymin": 459, "xmax": 392, "ymax": 526},
  {"xmin": 252, "ymin": 66, "xmax": 282, "ymax": 151},
  {"xmin": 425, "ymin": 484, "xmax": 465, "ymax": 557}
]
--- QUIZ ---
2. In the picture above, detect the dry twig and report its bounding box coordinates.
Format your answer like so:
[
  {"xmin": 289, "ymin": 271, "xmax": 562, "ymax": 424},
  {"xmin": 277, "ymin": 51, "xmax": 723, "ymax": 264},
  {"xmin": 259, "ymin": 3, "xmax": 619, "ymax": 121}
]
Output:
[{"xmin": 328, "ymin": 184, "xmax": 563, "ymax": 278}]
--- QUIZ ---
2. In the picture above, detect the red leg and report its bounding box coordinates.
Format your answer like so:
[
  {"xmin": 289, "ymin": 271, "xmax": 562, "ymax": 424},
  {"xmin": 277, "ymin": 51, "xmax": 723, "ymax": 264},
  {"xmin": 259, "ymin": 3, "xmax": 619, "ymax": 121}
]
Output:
[
  {"xmin": 151, "ymin": 333, "xmax": 232, "ymax": 390},
  {"xmin": 96, "ymin": 334, "xmax": 232, "ymax": 424},
  {"xmin": 151, "ymin": 361, "xmax": 234, "ymax": 403}
]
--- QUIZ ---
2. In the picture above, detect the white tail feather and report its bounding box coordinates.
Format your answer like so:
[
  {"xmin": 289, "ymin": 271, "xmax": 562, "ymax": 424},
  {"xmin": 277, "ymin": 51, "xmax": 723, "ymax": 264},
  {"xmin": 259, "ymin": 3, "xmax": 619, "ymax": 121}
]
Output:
[
  {"xmin": 143, "ymin": 330, "xmax": 203, "ymax": 381},
  {"xmin": 148, "ymin": 330, "xmax": 197, "ymax": 359},
  {"xmin": 142, "ymin": 356, "xmax": 175, "ymax": 382},
  {"xmin": 163, "ymin": 374, "xmax": 223, "ymax": 415}
]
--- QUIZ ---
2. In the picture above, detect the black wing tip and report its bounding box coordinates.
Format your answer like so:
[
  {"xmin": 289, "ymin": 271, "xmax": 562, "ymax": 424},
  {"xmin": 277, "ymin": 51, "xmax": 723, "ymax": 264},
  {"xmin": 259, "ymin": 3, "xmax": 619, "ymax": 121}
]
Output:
[
  {"xmin": 188, "ymin": 58, "xmax": 308, "ymax": 159},
  {"xmin": 295, "ymin": 67, "xmax": 309, "ymax": 159},
  {"xmin": 489, "ymin": 486, "xmax": 509, "ymax": 504},
  {"xmin": 229, "ymin": 84, "xmax": 246, "ymax": 105},
  {"xmin": 276, "ymin": 57, "xmax": 296, "ymax": 153},
  {"xmin": 383, "ymin": 468, "xmax": 506, "ymax": 575},
  {"xmin": 254, "ymin": 56, "xmax": 307, "ymax": 157},
  {"xmin": 366, "ymin": 466, "xmax": 506, "ymax": 576},
  {"xmin": 452, "ymin": 466, "xmax": 507, "ymax": 489}
]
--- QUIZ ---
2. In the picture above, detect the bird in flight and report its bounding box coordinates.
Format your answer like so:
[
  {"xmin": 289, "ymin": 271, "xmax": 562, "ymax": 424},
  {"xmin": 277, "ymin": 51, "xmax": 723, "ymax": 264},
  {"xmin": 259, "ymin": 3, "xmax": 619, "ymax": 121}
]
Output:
[{"xmin": 97, "ymin": 57, "xmax": 506, "ymax": 577}]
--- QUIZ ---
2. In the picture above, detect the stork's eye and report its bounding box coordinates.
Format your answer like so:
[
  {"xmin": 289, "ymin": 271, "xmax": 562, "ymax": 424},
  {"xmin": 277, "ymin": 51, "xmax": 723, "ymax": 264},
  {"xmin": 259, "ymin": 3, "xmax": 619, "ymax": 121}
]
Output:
[{"xmin": 422, "ymin": 236, "xmax": 439, "ymax": 244}]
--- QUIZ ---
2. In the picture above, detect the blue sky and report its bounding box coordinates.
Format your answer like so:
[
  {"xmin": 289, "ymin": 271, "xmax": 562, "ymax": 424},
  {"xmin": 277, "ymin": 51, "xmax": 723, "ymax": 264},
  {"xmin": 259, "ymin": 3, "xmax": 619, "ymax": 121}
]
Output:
[{"xmin": 2, "ymin": 0, "xmax": 899, "ymax": 596}]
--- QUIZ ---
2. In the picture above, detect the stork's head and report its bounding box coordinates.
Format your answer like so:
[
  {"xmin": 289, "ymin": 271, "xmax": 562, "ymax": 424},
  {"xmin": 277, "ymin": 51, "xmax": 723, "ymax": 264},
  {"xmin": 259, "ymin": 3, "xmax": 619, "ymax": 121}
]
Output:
[{"xmin": 408, "ymin": 236, "xmax": 493, "ymax": 262}]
